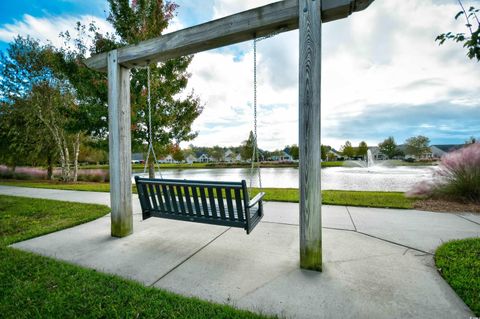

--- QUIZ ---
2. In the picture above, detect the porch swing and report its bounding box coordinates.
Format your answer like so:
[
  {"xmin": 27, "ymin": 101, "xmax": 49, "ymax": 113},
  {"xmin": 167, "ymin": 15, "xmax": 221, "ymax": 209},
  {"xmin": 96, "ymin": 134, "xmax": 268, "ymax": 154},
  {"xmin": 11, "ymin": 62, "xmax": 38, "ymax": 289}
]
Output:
[{"xmin": 135, "ymin": 37, "xmax": 267, "ymax": 234}]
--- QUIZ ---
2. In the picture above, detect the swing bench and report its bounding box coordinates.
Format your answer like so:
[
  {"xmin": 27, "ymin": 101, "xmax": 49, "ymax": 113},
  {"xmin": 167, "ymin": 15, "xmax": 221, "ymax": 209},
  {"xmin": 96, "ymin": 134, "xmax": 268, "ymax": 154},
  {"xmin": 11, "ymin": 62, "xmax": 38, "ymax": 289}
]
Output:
[
  {"xmin": 135, "ymin": 177, "xmax": 265, "ymax": 234},
  {"xmin": 136, "ymin": 36, "xmax": 269, "ymax": 234}
]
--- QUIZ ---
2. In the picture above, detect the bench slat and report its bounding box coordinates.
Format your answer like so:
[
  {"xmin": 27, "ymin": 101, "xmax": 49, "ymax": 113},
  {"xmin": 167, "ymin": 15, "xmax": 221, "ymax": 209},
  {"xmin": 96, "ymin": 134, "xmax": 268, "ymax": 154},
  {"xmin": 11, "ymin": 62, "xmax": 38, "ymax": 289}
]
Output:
[
  {"xmin": 199, "ymin": 186, "xmax": 209, "ymax": 217},
  {"xmin": 234, "ymin": 188, "xmax": 244, "ymax": 221},
  {"xmin": 183, "ymin": 185, "xmax": 194, "ymax": 216},
  {"xmin": 155, "ymin": 184, "xmax": 165, "ymax": 212},
  {"xmin": 216, "ymin": 187, "xmax": 226, "ymax": 219},
  {"xmin": 176, "ymin": 185, "xmax": 187, "ymax": 214},
  {"xmin": 207, "ymin": 187, "xmax": 218, "ymax": 219},
  {"xmin": 148, "ymin": 184, "xmax": 159, "ymax": 211},
  {"xmin": 192, "ymin": 186, "xmax": 202, "ymax": 218},
  {"xmin": 161, "ymin": 184, "xmax": 172, "ymax": 213}
]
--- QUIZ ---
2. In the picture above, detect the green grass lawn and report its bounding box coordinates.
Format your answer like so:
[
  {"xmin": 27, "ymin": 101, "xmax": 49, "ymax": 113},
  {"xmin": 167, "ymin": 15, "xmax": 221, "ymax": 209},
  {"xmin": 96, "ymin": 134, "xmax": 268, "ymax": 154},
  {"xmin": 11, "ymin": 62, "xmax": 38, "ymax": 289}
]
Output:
[
  {"xmin": 435, "ymin": 238, "xmax": 480, "ymax": 316},
  {"xmin": 0, "ymin": 180, "xmax": 414, "ymax": 209},
  {"xmin": 0, "ymin": 195, "xmax": 269, "ymax": 318}
]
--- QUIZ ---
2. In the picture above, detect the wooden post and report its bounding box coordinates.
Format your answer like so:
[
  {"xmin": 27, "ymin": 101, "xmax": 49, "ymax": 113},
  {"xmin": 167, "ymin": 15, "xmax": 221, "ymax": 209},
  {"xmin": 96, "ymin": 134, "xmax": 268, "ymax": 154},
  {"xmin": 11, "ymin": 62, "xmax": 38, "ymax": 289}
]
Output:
[
  {"xmin": 108, "ymin": 50, "xmax": 133, "ymax": 237},
  {"xmin": 299, "ymin": 0, "xmax": 322, "ymax": 271}
]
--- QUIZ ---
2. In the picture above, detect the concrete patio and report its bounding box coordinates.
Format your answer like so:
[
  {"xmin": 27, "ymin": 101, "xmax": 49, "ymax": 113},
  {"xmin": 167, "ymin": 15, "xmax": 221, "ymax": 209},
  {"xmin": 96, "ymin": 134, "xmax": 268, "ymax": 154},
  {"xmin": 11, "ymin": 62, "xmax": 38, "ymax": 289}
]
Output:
[{"xmin": 1, "ymin": 186, "xmax": 479, "ymax": 318}]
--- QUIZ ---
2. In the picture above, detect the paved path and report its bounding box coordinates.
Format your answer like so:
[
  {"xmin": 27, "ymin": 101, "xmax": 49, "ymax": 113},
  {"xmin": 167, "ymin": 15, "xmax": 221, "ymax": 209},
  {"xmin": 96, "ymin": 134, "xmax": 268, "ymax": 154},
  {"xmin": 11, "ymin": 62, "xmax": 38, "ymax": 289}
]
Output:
[{"xmin": 1, "ymin": 186, "xmax": 479, "ymax": 318}]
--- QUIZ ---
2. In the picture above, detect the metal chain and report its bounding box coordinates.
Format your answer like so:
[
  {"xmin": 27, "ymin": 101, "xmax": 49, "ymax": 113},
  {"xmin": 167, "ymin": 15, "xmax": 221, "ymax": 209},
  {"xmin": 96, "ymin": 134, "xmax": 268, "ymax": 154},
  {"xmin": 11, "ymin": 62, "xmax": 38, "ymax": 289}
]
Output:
[
  {"xmin": 142, "ymin": 65, "xmax": 163, "ymax": 179},
  {"xmin": 249, "ymin": 37, "xmax": 262, "ymax": 194}
]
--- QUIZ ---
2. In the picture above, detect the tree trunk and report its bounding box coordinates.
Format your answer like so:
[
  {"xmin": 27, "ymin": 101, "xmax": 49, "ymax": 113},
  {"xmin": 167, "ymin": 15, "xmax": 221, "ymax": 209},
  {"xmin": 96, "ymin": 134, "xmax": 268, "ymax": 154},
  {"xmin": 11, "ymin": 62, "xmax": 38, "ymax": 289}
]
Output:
[
  {"xmin": 47, "ymin": 154, "xmax": 53, "ymax": 180},
  {"xmin": 72, "ymin": 133, "xmax": 81, "ymax": 182},
  {"xmin": 148, "ymin": 158, "xmax": 155, "ymax": 179}
]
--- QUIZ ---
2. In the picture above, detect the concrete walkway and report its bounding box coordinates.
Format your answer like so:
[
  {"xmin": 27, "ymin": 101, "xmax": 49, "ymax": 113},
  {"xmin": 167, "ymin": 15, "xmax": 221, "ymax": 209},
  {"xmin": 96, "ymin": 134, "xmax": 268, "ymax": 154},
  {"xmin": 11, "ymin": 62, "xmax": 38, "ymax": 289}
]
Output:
[{"xmin": 1, "ymin": 186, "xmax": 479, "ymax": 318}]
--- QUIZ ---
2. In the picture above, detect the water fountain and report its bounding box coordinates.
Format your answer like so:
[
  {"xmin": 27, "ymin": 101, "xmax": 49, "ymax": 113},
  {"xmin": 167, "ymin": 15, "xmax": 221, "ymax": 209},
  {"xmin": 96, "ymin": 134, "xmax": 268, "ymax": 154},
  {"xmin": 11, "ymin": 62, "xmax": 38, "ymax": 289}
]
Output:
[{"xmin": 366, "ymin": 149, "xmax": 375, "ymax": 167}]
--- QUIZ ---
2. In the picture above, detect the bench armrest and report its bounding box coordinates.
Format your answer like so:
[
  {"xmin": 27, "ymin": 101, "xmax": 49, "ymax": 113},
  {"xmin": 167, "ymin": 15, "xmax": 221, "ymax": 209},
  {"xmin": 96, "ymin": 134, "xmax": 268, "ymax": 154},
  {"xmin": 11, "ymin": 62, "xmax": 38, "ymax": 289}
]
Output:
[{"xmin": 248, "ymin": 192, "xmax": 265, "ymax": 208}]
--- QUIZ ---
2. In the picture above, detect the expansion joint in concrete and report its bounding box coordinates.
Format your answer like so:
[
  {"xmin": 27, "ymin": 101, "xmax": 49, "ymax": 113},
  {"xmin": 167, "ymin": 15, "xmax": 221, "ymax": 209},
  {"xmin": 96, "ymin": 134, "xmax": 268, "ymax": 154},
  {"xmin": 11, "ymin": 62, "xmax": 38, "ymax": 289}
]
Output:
[
  {"xmin": 148, "ymin": 227, "xmax": 232, "ymax": 287},
  {"xmin": 455, "ymin": 214, "xmax": 480, "ymax": 227},
  {"xmin": 345, "ymin": 206, "xmax": 358, "ymax": 231}
]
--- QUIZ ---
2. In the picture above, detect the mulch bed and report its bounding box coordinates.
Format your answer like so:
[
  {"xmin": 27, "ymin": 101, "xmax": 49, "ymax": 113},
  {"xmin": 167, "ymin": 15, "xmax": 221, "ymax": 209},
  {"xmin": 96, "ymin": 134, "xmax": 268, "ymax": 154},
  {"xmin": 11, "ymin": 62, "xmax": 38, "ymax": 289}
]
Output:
[{"xmin": 414, "ymin": 198, "xmax": 480, "ymax": 214}]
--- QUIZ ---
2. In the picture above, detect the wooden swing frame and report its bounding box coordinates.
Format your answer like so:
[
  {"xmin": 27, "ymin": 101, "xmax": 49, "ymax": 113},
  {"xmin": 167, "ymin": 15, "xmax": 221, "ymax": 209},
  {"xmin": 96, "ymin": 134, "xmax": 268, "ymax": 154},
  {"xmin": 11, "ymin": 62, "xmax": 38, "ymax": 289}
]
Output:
[{"xmin": 84, "ymin": 0, "xmax": 375, "ymax": 272}]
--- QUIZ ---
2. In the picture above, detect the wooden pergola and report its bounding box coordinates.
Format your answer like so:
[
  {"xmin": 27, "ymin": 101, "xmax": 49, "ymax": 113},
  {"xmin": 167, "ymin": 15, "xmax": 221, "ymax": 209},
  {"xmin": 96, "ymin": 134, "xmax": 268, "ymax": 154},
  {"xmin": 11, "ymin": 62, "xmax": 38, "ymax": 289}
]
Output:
[{"xmin": 85, "ymin": 0, "xmax": 374, "ymax": 272}]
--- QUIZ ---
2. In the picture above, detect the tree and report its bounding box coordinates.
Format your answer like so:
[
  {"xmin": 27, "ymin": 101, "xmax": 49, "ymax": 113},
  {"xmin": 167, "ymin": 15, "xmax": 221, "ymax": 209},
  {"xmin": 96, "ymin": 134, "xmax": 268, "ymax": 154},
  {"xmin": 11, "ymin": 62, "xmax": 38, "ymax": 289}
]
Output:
[
  {"xmin": 405, "ymin": 136, "xmax": 431, "ymax": 158},
  {"xmin": 341, "ymin": 141, "xmax": 354, "ymax": 159},
  {"xmin": 170, "ymin": 144, "xmax": 185, "ymax": 162},
  {"xmin": 241, "ymin": 131, "xmax": 255, "ymax": 161},
  {"xmin": 321, "ymin": 145, "xmax": 330, "ymax": 161},
  {"xmin": 209, "ymin": 146, "xmax": 225, "ymax": 162},
  {"xmin": 104, "ymin": 0, "xmax": 203, "ymax": 178},
  {"xmin": 465, "ymin": 136, "xmax": 477, "ymax": 144},
  {"xmin": 0, "ymin": 37, "xmax": 81, "ymax": 181},
  {"xmin": 288, "ymin": 145, "xmax": 299, "ymax": 160},
  {"xmin": 357, "ymin": 141, "xmax": 368, "ymax": 158},
  {"xmin": 378, "ymin": 137, "xmax": 398, "ymax": 159},
  {"xmin": 436, "ymin": 1, "xmax": 480, "ymax": 61}
]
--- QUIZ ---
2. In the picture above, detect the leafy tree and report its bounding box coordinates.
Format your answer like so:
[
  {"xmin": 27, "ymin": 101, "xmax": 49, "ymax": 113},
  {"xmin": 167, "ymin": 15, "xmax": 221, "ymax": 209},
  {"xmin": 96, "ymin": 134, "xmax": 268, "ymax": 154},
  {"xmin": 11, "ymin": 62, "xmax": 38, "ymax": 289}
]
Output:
[
  {"xmin": 405, "ymin": 135, "xmax": 431, "ymax": 158},
  {"xmin": 288, "ymin": 145, "xmax": 299, "ymax": 160},
  {"xmin": 105, "ymin": 0, "xmax": 203, "ymax": 177},
  {"xmin": 378, "ymin": 136, "xmax": 398, "ymax": 159},
  {"xmin": 0, "ymin": 37, "xmax": 81, "ymax": 181},
  {"xmin": 170, "ymin": 144, "xmax": 185, "ymax": 162},
  {"xmin": 465, "ymin": 136, "xmax": 477, "ymax": 144},
  {"xmin": 436, "ymin": 1, "xmax": 480, "ymax": 61},
  {"xmin": 241, "ymin": 131, "xmax": 255, "ymax": 161},
  {"xmin": 321, "ymin": 145, "xmax": 330, "ymax": 161},
  {"xmin": 357, "ymin": 141, "xmax": 368, "ymax": 158},
  {"xmin": 209, "ymin": 145, "xmax": 225, "ymax": 162},
  {"xmin": 341, "ymin": 141, "xmax": 354, "ymax": 159}
]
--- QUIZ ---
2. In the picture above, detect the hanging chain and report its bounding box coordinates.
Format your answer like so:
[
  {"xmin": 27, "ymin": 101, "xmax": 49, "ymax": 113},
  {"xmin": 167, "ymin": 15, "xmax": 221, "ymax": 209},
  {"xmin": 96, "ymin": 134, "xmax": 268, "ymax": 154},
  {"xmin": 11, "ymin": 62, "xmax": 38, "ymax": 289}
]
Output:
[
  {"xmin": 142, "ymin": 65, "xmax": 163, "ymax": 179},
  {"xmin": 249, "ymin": 37, "xmax": 262, "ymax": 194}
]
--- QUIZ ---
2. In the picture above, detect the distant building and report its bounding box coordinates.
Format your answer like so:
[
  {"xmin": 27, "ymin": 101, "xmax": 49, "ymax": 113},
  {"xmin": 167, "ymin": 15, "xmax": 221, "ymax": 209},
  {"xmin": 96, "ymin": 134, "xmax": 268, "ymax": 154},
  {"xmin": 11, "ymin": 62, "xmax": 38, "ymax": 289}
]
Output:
[
  {"xmin": 430, "ymin": 144, "xmax": 464, "ymax": 159},
  {"xmin": 224, "ymin": 150, "xmax": 243, "ymax": 163},
  {"xmin": 185, "ymin": 155, "xmax": 197, "ymax": 164},
  {"xmin": 131, "ymin": 153, "xmax": 144, "ymax": 164},
  {"xmin": 327, "ymin": 149, "xmax": 343, "ymax": 161},
  {"xmin": 158, "ymin": 155, "xmax": 176, "ymax": 164},
  {"xmin": 270, "ymin": 151, "xmax": 293, "ymax": 162},
  {"xmin": 197, "ymin": 153, "xmax": 211, "ymax": 163},
  {"xmin": 368, "ymin": 147, "xmax": 388, "ymax": 161}
]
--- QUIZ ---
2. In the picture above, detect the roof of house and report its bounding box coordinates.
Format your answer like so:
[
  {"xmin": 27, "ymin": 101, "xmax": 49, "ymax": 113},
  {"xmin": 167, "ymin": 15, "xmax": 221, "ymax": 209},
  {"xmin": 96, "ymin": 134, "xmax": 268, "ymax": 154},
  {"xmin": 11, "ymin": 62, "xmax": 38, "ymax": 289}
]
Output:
[{"xmin": 431, "ymin": 144, "xmax": 464, "ymax": 153}]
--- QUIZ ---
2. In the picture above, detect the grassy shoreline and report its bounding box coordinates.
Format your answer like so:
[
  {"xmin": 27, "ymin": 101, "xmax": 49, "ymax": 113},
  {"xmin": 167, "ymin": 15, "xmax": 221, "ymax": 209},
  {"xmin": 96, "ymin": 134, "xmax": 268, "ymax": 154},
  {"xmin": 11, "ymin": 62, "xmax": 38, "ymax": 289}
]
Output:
[{"xmin": 0, "ymin": 179, "xmax": 414, "ymax": 209}]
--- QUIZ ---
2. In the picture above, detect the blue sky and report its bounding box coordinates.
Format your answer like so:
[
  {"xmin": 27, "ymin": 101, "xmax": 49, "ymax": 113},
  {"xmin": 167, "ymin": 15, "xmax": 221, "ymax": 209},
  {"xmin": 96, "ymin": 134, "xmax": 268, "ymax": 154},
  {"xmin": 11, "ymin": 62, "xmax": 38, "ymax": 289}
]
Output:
[{"xmin": 0, "ymin": 0, "xmax": 479, "ymax": 150}]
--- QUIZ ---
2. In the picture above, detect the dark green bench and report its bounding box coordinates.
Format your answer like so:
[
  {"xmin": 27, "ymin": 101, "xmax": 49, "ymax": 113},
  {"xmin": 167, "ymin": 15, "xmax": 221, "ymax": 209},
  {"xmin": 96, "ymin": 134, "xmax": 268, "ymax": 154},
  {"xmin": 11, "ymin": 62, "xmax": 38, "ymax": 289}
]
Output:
[{"xmin": 135, "ymin": 176, "xmax": 265, "ymax": 234}]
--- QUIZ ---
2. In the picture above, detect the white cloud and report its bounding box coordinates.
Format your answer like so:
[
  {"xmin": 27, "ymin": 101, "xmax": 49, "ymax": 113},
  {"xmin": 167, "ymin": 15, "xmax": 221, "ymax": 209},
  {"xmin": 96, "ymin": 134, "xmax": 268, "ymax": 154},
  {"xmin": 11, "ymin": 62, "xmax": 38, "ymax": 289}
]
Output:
[
  {"xmin": 179, "ymin": 0, "xmax": 480, "ymax": 150},
  {"xmin": 0, "ymin": 14, "xmax": 114, "ymax": 51}
]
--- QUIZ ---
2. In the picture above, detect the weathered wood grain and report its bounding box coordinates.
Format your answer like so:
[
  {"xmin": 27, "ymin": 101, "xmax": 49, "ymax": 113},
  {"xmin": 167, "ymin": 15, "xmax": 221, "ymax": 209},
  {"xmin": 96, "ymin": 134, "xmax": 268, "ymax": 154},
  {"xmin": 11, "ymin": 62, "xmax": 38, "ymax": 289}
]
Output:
[
  {"xmin": 84, "ymin": 0, "xmax": 374, "ymax": 71},
  {"xmin": 108, "ymin": 50, "xmax": 133, "ymax": 237},
  {"xmin": 299, "ymin": 0, "xmax": 322, "ymax": 271}
]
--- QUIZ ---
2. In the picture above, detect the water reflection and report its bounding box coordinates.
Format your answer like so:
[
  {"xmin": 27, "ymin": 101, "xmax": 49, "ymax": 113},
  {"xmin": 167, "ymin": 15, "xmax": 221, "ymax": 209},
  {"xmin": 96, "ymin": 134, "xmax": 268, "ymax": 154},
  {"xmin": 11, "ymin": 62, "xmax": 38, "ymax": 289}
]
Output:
[{"xmin": 133, "ymin": 166, "xmax": 435, "ymax": 192}]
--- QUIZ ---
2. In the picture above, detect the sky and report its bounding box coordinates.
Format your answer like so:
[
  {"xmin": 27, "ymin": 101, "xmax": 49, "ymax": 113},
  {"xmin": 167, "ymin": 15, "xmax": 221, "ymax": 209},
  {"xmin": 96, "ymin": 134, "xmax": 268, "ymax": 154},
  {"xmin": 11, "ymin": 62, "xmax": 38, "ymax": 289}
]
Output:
[{"xmin": 0, "ymin": 0, "xmax": 479, "ymax": 151}]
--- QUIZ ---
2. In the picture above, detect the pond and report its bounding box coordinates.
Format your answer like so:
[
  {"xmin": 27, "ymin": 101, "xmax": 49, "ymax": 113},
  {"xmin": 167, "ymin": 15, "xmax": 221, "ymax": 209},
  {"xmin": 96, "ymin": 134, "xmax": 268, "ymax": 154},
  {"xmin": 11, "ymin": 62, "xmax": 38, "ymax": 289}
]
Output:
[{"xmin": 132, "ymin": 165, "xmax": 435, "ymax": 192}]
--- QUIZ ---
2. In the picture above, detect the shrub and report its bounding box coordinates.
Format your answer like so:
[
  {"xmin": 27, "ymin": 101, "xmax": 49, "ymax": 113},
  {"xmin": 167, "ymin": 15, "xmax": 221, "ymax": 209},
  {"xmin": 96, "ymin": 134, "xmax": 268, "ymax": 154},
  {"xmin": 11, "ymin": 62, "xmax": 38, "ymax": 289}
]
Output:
[
  {"xmin": 77, "ymin": 169, "xmax": 109, "ymax": 183},
  {"xmin": 0, "ymin": 166, "xmax": 47, "ymax": 180},
  {"xmin": 407, "ymin": 143, "xmax": 480, "ymax": 202}
]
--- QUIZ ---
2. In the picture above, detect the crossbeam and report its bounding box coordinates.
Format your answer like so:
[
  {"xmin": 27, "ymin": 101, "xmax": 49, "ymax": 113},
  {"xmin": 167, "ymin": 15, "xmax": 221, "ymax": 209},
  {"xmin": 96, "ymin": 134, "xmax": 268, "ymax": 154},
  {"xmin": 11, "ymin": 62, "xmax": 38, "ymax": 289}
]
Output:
[{"xmin": 84, "ymin": 0, "xmax": 374, "ymax": 71}]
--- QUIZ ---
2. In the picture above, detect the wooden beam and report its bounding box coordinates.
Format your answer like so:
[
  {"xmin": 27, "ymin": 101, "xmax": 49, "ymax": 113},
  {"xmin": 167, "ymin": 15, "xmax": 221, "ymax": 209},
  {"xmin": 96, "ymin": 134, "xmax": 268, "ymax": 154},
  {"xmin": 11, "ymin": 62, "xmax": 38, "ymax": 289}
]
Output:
[
  {"xmin": 299, "ymin": 0, "xmax": 322, "ymax": 271},
  {"xmin": 108, "ymin": 50, "xmax": 133, "ymax": 238},
  {"xmin": 84, "ymin": 0, "xmax": 374, "ymax": 71}
]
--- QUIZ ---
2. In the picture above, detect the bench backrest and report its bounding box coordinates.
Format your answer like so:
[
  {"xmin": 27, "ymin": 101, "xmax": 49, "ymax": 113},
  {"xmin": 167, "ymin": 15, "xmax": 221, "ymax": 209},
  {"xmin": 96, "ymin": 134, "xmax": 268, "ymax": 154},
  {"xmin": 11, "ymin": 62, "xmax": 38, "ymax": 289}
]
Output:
[{"xmin": 135, "ymin": 177, "xmax": 251, "ymax": 223}]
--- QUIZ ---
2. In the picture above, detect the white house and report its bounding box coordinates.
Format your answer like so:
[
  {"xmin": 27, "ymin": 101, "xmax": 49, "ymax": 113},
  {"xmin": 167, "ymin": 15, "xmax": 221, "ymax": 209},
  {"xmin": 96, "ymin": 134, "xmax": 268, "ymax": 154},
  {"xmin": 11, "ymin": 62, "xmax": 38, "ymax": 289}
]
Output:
[
  {"xmin": 185, "ymin": 154, "xmax": 197, "ymax": 164},
  {"xmin": 224, "ymin": 150, "xmax": 243, "ymax": 163},
  {"xmin": 197, "ymin": 153, "xmax": 210, "ymax": 163},
  {"xmin": 158, "ymin": 154, "xmax": 176, "ymax": 164}
]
